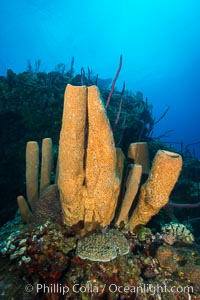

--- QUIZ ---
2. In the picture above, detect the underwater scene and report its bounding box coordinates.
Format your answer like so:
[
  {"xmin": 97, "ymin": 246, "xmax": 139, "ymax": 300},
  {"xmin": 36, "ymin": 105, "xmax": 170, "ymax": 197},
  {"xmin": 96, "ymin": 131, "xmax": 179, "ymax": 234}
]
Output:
[{"xmin": 0, "ymin": 1, "xmax": 200, "ymax": 299}]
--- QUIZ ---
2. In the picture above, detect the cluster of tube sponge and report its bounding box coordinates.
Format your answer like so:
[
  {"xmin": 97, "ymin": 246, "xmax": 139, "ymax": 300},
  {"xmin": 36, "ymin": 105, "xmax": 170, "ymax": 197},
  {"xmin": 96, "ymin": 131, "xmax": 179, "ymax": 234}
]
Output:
[{"xmin": 17, "ymin": 84, "xmax": 183, "ymax": 233}]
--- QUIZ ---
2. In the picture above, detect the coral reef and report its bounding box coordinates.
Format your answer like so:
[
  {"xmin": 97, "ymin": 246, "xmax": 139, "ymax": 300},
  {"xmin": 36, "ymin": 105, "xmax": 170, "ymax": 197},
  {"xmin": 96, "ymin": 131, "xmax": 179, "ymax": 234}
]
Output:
[
  {"xmin": 1, "ymin": 64, "xmax": 198, "ymax": 299},
  {"xmin": 1, "ymin": 220, "xmax": 76, "ymax": 282},
  {"xmin": 156, "ymin": 245, "xmax": 200, "ymax": 291},
  {"xmin": 16, "ymin": 84, "xmax": 183, "ymax": 235},
  {"xmin": 1, "ymin": 217, "xmax": 200, "ymax": 299}
]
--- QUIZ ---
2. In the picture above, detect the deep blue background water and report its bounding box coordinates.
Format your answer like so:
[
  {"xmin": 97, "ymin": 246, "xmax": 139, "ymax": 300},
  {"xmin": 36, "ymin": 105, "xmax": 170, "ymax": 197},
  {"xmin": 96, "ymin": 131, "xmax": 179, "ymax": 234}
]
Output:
[{"xmin": 0, "ymin": 0, "xmax": 200, "ymax": 156}]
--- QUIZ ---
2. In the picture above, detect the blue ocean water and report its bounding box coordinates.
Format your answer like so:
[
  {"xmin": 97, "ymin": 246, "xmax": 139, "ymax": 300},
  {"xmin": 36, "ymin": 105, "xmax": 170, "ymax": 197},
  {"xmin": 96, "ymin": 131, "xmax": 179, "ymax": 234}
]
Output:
[{"xmin": 0, "ymin": 0, "xmax": 199, "ymax": 156}]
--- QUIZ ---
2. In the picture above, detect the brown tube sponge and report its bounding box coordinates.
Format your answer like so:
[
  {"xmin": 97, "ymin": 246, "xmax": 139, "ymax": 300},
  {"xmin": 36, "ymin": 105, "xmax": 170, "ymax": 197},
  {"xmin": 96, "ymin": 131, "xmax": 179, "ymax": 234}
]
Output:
[
  {"xmin": 26, "ymin": 141, "xmax": 39, "ymax": 209},
  {"xmin": 116, "ymin": 148, "xmax": 125, "ymax": 183},
  {"xmin": 58, "ymin": 85, "xmax": 87, "ymax": 226},
  {"xmin": 116, "ymin": 163, "xmax": 142, "ymax": 226},
  {"xmin": 58, "ymin": 85, "xmax": 121, "ymax": 229},
  {"xmin": 128, "ymin": 150, "xmax": 182, "ymax": 231},
  {"xmin": 17, "ymin": 195, "xmax": 32, "ymax": 223},
  {"xmin": 83, "ymin": 86, "xmax": 121, "ymax": 228},
  {"xmin": 40, "ymin": 138, "xmax": 53, "ymax": 194},
  {"xmin": 128, "ymin": 142, "xmax": 149, "ymax": 174}
]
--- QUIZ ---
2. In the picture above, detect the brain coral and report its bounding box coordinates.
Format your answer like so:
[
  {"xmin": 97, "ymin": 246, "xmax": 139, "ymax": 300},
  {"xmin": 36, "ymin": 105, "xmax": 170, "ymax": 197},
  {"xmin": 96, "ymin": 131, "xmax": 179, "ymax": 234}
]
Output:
[
  {"xmin": 161, "ymin": 222, "xmax": 194, "ymax": 244},
  {"xmin": 76, "ymin": 229, "xmax": 129, "ymax": 262}
]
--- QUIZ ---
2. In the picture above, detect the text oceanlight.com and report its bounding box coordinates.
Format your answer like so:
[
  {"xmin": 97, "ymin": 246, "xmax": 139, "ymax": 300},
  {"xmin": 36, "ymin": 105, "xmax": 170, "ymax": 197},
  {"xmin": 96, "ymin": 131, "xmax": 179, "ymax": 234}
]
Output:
[{"xmin": 25, "ymin": 283, "xmax": 194, "ymax": 296}]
